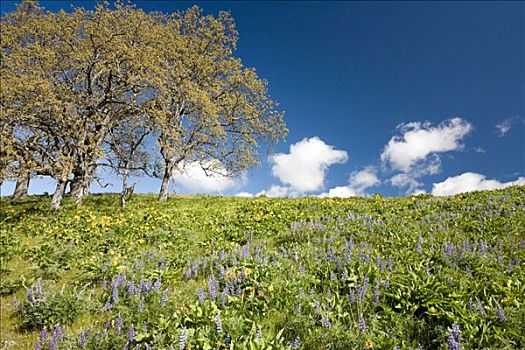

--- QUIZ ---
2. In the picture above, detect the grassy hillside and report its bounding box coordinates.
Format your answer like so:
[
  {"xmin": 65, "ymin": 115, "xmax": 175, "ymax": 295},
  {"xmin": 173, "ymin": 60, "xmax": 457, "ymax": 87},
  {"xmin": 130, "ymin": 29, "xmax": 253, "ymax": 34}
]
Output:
[{"xmin": 1, "ymin": 187, "xmax": 524, "ymax": 349}]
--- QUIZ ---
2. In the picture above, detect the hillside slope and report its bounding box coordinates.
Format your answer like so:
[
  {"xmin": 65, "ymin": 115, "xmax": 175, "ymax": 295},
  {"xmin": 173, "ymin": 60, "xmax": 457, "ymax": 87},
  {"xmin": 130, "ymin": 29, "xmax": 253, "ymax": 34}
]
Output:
[{"xmin": 1, "ymin": 187, "xmax": 524, "ymax": 349}]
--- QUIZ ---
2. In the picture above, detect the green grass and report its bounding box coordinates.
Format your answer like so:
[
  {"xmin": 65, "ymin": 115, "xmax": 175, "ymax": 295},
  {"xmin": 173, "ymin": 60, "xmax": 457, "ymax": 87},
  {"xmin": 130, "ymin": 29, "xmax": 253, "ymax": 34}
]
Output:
[{"xmin": 1, "ymin": 187, "xmax": 524, "ymax": 349}]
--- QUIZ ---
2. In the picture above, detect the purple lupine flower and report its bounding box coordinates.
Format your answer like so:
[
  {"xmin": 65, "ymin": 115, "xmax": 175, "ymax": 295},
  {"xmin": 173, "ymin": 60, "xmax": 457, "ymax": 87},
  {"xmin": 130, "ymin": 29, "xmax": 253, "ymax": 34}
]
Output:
[
  {"xmin": 127, "ymin": 324, "xmax": 136, "ymax": 342},
  {"xmin": 102, "ymin": 278, "xmax": 107, "ymax": 289},
  {"xmin": 387, "ymin": 257, "xmax": 393, "ymax": 269},
  {"xmin": 137, "ymin": 299, "xmax": 144, "ymax": 313},
  {"xmin": 480, "ymin": 240, "xmax": 487, "ymax": 255},
  {"xmin": 104, "ymin": 320, "xmax": 111, "ymax": 331},
  {"xmin": 220, "ymin": 287, "xmax": 228, "ymax": 305},
  {"xmin": 358, "ymin": 314, "xmax": 367, "ymax": 332},
  {"xmin": 330, "ymin": 271, "xmax": 336, "ymax": 281},
  {"xmin": 197, "ymin": 288, "xmax": 205, "ymax": 303},
  {"xmin": 116, "ymin": 314, "xmax": 123, "ymax": 335},
  {"xmin": 40, "ymin": 328, "xmax": 48, "ymax": 341},
  {"xmin": 326, "ymin": 289, "xmax": 332, "ymax": 300},
  {"xmin": 79, "ymin": 327, "xmax": 92, "ymax": 347},
  {"xmin": 49, "ymin": 335, "xmax": 57, "ymax": 350},
  {"xmin": 348, "ymin": 289, "xmax": 355, "ymax": 302},
  {"xmin": 373, "ymin": 283, "xmax": 380, "ymax": 304},
  {"xmin": 290, "ymin": 336, "xmax": 301, "ymax": 349},
  {"xmin": 34, "ymin": 340, "xmax": 41, "ymax": 350},
  {"xmin": 241, "ymin": 245, "xmax": 250, "ymax": 260},
  {"xmin": 135, "ymin": 278, "xmax": 144, "ymax": 297},
  {"xmin": 446, "ymin": 323, "xmax": 462, "ymax": 350},
  {"xmin": 357, "ymin": 275, "xmax": 369, "ymax": 303},
  {"xmin": 127, "ymin": 281, "xmax": 135, "ymax": 295},
  {"xmin": 160, "ymin": 288, "xmax": 169, "ymax": 306},
  {"xmin": 144, "ymin": 278, "xmax": 153, "ymax": 293},
  {"xmin": 256, "ymin": 327, "xmax": 262, "ymax": 341},
  {"xmin": 102, "ymin": 300, "xmax": 113, "ymax": 312},
  {"xmin": 112, "ymin": 285, "xmax": 119, "ymax": 303},
  {"xmin": 313, "ymin": 299, "xmax": 320, "ymax": 313},
  {"xmin": 184, "ymin": 268, "xmax": 192, "ymax": 280},
  {"xmin": 298, "ymin": 264, "xmax": 305, "ymax": 274},
  {"xmin": 215, "ymin": 314, "xmax": 223, "ymax": 333},
  {"xmin": 496, "ymin": 304, "xmax": 506, "ymax": 322},
  {"xmin": 207, "ymin": 277, "xmax": 217, "ymax": 300},
  {"xmin": 476, "ymin": 300, "xmax": 485, "ymax": 316},
  {"xmin": 159, "ymin": 257, "xmax": 167, "ymax": 270},
  {"xmin": 153, "ymin": 278, "xmax": 162, "ymax": 292},
  {"xmin": 321, "ymin": 315, "xmax": 331, "ymax": 328},
  {"xmin": 508, "ymin": 262, "xmax": 514, "ymax": 272},
  {"xmin": 179, "ymin": 328, "xmax": 188, "ymax": 350},
  {"xmin": 192, "ymin": 261, "xmax": 199, "ymax": 278},
  {"xmin": 26, "ymin": 288, "xmax": 36, "ymax": 303}
]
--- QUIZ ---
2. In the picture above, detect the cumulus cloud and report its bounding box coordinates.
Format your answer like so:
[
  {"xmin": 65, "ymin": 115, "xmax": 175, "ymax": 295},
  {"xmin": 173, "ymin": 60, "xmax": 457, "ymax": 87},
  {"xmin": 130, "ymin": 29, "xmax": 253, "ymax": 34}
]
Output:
[
  {"xmin": 381, "ymin": 118, "xmax": 472, "ymax": 175},
  {"xmin": 173, "ymin": 161, "xmax": 240, "ymax": 194},
  {"xmin": 389, "ymin": 173, "xmax": 423, "ymax": 195},
  {"xmin": 319, "ymin": 166, "xmax": 380, "ymax": 198},
  {"xmin": 270, "ymin": 137, "xmax": 348, "ymax": 193},
  {"xmin": 319, "ymin": 186, "xmax": 359, "ymax": 198},
  {"xmin": 431, "ymin": 172, "xmax": 525, "ymax": 196}
]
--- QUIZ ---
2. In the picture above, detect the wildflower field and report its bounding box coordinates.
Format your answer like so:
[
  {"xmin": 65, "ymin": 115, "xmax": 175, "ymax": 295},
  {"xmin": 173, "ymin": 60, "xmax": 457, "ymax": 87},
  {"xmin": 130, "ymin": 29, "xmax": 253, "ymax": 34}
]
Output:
[{"xmin": 1, "ymin": 186, "xmax": 524, "ymax": 350}]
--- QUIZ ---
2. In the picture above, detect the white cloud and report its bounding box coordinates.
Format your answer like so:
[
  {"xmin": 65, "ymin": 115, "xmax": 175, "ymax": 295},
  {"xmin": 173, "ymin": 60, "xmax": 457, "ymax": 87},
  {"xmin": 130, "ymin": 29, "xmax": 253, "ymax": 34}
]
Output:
[
  {"xmin": 495, "ymin": 119, "xmax": 512, "ymax": 137},
  {"xmin": 173, "ymin": 161, "xmax": 239, "ymax": 194},
  {"xmin": 270, "ymin": 137, "xmax": 348, "ymax": 193},
  {"xmin": 319, "ymin": 166, "xmax": 380, "ymax": 198},
  {"xmin": 256, "ymin": 185, "xmax": 295, "ymax": 198},
  {"xmin": 474, "ymin": 146, "xmax": 486, "ymax": 154},
  {"xmin": 319, "ymin": 186, "xmax": 358, "ymax": 198},
  {"xmin": 431, "ymin": 172, "xmax": 525, "ymax": 196},
  {"xmin": 389, "ymin": 173, "xmax": 424, "ymax": 195},
  {"xmin": 235, "ymin": 192, "xmax": 254, "ymax": 197},
  {"xmin": 348, "ymin": 166, "xmax": 380, "ymax": 192},
  {"xmin": 381, "ymin": 118, "xmax": 472, "ymax": 175}
]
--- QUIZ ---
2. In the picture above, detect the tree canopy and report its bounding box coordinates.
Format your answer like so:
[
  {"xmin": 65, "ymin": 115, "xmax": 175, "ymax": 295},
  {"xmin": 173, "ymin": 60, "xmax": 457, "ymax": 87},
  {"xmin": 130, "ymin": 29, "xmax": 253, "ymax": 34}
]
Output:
[{"xmin": 1, "ymin": 0, "xmax": 287, "ymax": 208}]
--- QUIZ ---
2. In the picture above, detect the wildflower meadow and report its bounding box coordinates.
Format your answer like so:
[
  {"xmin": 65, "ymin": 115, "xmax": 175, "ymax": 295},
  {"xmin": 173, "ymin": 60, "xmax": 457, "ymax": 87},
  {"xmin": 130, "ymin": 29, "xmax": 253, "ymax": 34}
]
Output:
[{"xmin": 1, "ymin": 186, "xmax": 524, "ymax": 349}]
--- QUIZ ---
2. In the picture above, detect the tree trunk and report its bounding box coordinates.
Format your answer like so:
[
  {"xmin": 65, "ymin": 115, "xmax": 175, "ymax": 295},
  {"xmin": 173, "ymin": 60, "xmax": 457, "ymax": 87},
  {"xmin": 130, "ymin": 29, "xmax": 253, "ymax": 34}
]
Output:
[
  {"xmin": 69, "ymin": 175, "xmax": 82, "ymax": 197},
  {"xmin": 13, "ymin": 172, "xmax": 30, "ymax": 200},
  {"xmin": 74, "ymin": 165, "xmax": 95, "ymax": 203},
  {"xmin": 158, "ymin": 172, "xmax": 170, "ymax": 202},
  {"xmin": 50, "ymin": 179, "xmax": 67, "ymax": 210},
  {"xmin": 120, "ymin": 172, "xmax": 128, "ymax": 207},
  {"xmin": 158, "ymin": 162, "xmax": 173, "ymax": 202}
]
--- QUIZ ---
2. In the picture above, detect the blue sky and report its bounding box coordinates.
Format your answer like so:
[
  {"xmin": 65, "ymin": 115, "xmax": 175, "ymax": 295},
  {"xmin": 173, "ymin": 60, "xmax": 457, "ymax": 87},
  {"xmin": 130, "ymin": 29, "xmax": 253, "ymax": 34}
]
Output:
[{"xmin": 2, "ymin": 1, "xmax": 524, "ymax": 197}]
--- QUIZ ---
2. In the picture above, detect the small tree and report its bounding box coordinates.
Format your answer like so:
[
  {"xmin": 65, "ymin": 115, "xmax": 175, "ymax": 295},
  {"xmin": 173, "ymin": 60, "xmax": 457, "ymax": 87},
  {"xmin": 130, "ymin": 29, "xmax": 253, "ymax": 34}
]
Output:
[
  {"xmin": 1, "ymin": 1, "xmax": 160, "ymax": 209},
  {"xmin": 150, "ymin": 7, "xmax": 287, "ymax": 201},
  {"xmin": 104, "ymin": 116, "xmax": 152, "ymax": 207}
]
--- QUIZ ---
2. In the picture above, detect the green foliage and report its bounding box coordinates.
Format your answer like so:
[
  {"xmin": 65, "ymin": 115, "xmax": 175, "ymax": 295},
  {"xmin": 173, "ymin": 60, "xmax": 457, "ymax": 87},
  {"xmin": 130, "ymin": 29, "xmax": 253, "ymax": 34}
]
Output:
[
  {"xmin": 14, "ymin": 280, "xmax": 86, "ymax": 331},
  {"xmin": 0, "ymin": 186, "xmax": 524, "ymax": 349}
]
